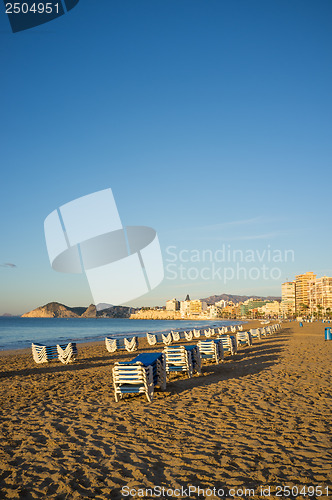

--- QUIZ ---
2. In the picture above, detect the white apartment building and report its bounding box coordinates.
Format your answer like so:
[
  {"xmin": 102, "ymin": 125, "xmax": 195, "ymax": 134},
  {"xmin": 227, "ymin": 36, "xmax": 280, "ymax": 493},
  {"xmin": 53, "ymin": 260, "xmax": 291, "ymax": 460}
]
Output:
[
  {"xmin": 309, "ymin": 276, "xmax": 332, "ymax": 314},
  {"xmin": 281, "ymin": 281, "xmax": 296, "ymax": 316}
]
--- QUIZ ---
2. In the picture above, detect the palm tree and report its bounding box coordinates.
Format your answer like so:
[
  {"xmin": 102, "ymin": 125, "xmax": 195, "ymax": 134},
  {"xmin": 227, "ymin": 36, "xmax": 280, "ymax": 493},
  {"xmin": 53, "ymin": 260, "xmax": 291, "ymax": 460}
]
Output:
[{"xmin": 317, "ymin": 304, "xmax": 323, "ymax": 319}]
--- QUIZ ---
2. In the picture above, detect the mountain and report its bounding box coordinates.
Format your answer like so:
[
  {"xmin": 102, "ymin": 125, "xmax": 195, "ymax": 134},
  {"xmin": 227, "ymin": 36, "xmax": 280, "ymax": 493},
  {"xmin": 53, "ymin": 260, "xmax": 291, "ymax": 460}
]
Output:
[
  {"xmin": 81, "ymin": 304, "xmax": 97, "ymax": 318},
  {"xmin": 22, "ymin": 302, "xmax": 84, "ymax": 318},
  {"xmin": 200, "ymin": 294, "xmax": 281, "ymax": 305},
  {"xmin": 21, "ymin": 302, "xmax": 134, "ymax": 318}
]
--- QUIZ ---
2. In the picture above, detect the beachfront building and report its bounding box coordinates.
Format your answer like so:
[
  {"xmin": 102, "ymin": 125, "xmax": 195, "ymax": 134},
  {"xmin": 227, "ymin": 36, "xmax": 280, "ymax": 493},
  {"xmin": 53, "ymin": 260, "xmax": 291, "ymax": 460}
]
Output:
[
  {"xmin": 207, "ymin": 305, "xmax": 221, "ymax": 318},
  {"xmin": 189, "ymin": 300, "xmax": 208, "ymax": 315},
  {"xmin": 295, "ymin": 272, "xmax": 316, "ymax": 314},
  {"xmin": 257, "ymin": 301, "xmax": 280, "ymax": 317},
  {"xmin": 215, "ymin": 299, "xmax": 227, "ymax": 309},
  {"xmin": 166, "ymin": 299, "xmax": 180, "ymax": 311},
  {"xmin": 221, "ymin": 304, "xmax": 237, "ymax": 318},
  {"xmin": 180, "ymin": 298, "xmax": 208, "ymax": 316},
  {"xmin": 308, "ymin": 276, "xmax": 332, "ymax": 316},
  {"xmin": 240, "ymin": 299, "xmax": 267, "ymax": 316},
  {"xmin": 281, "ymin": 281, "xmax": 296, "ymax": 316},
  {"xmin": 180, "ymin": 298, "xmax": 190, "ymax": 315}
]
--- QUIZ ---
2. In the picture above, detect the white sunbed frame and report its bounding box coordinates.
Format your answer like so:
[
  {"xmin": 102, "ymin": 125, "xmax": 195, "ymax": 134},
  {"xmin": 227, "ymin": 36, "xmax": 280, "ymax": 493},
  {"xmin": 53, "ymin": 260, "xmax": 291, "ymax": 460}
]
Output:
[{"xmin": 105, "ymin": 336, "xmax": 138, "ymax": 353}]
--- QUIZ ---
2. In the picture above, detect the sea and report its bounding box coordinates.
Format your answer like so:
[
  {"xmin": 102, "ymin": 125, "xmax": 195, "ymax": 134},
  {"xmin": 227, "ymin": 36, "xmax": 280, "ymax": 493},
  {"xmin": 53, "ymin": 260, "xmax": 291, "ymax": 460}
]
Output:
[{"xmin": 0, "ymin": 317, "xmax": 244, "ymax": 351}]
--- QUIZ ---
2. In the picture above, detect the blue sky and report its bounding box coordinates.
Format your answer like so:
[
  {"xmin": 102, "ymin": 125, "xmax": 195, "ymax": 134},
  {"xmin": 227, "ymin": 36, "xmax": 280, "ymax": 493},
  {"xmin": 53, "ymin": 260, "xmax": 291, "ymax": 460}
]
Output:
[{"xmin": 1, "ymin": 0, "xmax": 331, "ymax": 314}]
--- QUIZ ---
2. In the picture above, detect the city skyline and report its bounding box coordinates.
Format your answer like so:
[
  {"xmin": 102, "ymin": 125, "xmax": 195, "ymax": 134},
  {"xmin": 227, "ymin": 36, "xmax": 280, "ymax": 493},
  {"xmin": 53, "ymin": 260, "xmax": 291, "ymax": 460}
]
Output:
[{"xmin": 1, "ymin": 1, "xmax": 332, "ymax": 314}]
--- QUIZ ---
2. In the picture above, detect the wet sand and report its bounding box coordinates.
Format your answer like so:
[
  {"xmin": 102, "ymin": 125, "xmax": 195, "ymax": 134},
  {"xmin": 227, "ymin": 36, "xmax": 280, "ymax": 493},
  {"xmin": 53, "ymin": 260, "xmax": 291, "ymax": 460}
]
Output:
[{"xmin": 0, "ymin": 321, "xmax": 331, "ymax": 499}]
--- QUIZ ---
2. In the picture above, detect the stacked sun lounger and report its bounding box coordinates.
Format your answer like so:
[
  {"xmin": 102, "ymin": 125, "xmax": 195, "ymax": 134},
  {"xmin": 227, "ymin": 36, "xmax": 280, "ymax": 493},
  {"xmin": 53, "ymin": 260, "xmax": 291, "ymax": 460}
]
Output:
[
  {"xmin": 171, "ymin": 330, "xmax": 193, "ymax": 342},
  {"xmin": 236, "ymin": 331, "xmax": 252, "ymax": 347},
  {"xmin": 217, "ymin": 335, "xmax": 237, "ymax": 356},
  {"xmin": 197, "ymin": 339, "xmax": 224, "ymax": 364},
  {"xmin": 146, "ymin": 332, "xmax": 173, "ymax": 346},
  {"xmin": 193, "ymin": 329, "xmax": 202, "ymax": 338},
  {"xmin": 105, "ymin": 336, "xmax": 138, "ymax": 353},
  {"xmin": 163, "ymin": 344, "xmax": 202, "ymax": 378},
  {"xmin": 113, "ymin": 352, "xmax": 166, "ymax": 402},
  {"xmin": 32, "ymin": 342, "xmax": 77, "ymax": 364}
]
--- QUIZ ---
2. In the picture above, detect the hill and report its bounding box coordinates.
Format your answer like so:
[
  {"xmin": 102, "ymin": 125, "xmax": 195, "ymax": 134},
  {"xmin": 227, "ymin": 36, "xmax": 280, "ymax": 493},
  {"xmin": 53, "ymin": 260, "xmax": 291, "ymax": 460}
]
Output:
[
  {"xmin": 21, "ymin": 302, "xmax": 134, "ymax": 318},
  {"xmin": 200, "ymin": 294, "xmax": 281, "ymax": 305}
]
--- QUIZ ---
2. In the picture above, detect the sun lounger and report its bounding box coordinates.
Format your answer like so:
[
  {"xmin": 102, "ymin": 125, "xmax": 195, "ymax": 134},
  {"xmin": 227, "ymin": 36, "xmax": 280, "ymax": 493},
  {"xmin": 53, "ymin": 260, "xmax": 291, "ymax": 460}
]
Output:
[
  {"xmin": 204, "ymin": 328, "xmax": 214, "ymax": 338},
  {"xmin": 217, "ymin": 335, "xmax": 237, "ymax": 356},
  {"xmin": 249, "ymin": 328, "xmax": 261, "ymax": 340},
  {"xmin": 113, "ymin": 352, "xmax": 166, "ymax": 402},
  {"xmin": 163, "ymin": 345, "xmax": 193, "ymax": 378},
  {"xmin": 171, "ymin": 330, "xmax": 193, "ymax": 342},
  {"xmin": 162, "ymin": 332, "xmax": 173, "ymax": 345},
  {"xmin": 32, "ymin": 342, "xmax": 77, "ymax": 364},
  {"xmin": 184, "ymin": 330, "xmax": 193, "ymax": 341},
  {"xmin": 236, "ymin": 331, "xmax": 252, "ymax": 347},
  {"xmin": 105, "ymin": 336, "xmax": 138, "ymax": 353},
  {"xmin": 171, "ymin": 331, "xmax": 186, "ymax": 342},
  {"xmin": 197, "ymin": 339, "xmax": 224, "ymax": 364},
  {"xmin": 146, "ymin": 332, "xmax": 173, "ymax": 346},
  {"xmin": 193, "ymin": 329, "xmax": 202, "ymax": 338},
  {"xmin": 171, "ymin": 330, "xmax": 181, "ymax": 342},
  {"xmin": 146, "ymin": 332, "xmax": 158, "ymax": 345},
  {"xmin": 32, "ymin": 343, "xmax": 55, "ymax": 364},
  {"xmin": 57, "ymin": 342, "xmax": 77, "ymax": 364},
  {"xmin": 264, "ymin": 326, "xmax": 272, "ymax": 335},
  {"xmin": 185, "ymin": 345, "xmax": 202, "ymax": 374}
]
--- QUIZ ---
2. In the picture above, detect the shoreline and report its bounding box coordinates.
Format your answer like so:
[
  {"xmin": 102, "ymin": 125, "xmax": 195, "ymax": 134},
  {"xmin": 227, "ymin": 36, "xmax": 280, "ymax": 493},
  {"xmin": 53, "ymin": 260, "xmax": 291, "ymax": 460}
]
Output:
[
  {"xmin": 0, "ymin": 318, "xmax": 247, "ymax": 354},
  {"xmin": 0, "ymin": 319, "xmax": 258, "ymax": 359}
]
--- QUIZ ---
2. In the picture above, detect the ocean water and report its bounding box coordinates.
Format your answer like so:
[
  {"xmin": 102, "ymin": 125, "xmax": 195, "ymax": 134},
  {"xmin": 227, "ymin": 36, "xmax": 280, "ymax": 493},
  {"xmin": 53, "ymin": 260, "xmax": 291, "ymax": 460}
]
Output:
[{"xmin": 0, "ymin": 317, "xmax": 244, "ymax": 351}]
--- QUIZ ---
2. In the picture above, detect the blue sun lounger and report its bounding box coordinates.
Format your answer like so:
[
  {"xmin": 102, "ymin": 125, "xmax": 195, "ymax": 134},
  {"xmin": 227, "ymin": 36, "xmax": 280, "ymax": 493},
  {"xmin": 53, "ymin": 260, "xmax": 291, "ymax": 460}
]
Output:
[
  {"xmin": 216, "ymin": 335, "xmax": 237, "ymax": 356},
  {"xmin": 236, "ymin": 331, "xmax": 252, "ymax": 347},
  {"xmin": 113, "ymin": 352, "xmax": 166, "ymax": 402},
  {"xmin": 163, "ymin": 344, "xmax": 202, "ymax": 378},
  {"xmin": 197, "ymin": 339, "xmax": 224, "ymax": 364}
]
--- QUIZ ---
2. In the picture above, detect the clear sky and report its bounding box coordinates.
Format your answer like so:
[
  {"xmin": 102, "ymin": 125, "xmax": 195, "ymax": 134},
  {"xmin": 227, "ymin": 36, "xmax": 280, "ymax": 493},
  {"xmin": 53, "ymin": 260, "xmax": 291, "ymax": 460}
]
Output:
[{"xmin": 1, "ymin": 0, "xmax": 331, "ymax": 315}]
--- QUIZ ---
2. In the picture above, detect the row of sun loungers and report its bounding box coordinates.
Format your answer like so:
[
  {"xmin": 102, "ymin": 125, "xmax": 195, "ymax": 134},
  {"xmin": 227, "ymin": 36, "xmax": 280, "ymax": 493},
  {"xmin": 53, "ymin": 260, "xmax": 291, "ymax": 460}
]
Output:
[
  {"xmin": 31, "ymin": 323, "xmax": 281, "ymax": 373},
  {"xmin": 113, "ymin": 323, "xmax": 282, "ymax": 402},
  {"xmin": 146, "ymin": 324, "xmax": 244, "ymax": 348}
]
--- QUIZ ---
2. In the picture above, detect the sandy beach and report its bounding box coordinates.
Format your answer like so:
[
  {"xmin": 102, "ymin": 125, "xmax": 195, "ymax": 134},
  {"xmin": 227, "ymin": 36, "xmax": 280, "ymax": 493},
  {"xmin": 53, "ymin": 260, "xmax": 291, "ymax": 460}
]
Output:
[{"xmin": 0, "ymin": 321, "xmax": 331, "ymax": 499}]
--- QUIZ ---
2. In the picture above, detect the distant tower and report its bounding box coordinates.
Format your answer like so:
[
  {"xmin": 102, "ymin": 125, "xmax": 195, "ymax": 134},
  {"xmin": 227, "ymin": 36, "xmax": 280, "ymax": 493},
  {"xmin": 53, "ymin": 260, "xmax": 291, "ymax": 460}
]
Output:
[{"xmin": 185, "ymin": 294, "xmax": 190, "ymax": 301}]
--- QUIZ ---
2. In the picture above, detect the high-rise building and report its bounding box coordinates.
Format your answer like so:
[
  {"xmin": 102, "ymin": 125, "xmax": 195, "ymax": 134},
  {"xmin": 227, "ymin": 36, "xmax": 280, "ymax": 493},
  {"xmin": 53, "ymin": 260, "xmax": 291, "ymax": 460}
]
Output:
[
  {"xmin": 308, "ymin": 276, "xmax": 332, "ymax": 314},
  {"xmin": 281, "ymin": 281, "xmax": 296, "ymax": 316},
  {"xmin": 295, "ymin": 272, "xmax": 316, "ymax": 312}
]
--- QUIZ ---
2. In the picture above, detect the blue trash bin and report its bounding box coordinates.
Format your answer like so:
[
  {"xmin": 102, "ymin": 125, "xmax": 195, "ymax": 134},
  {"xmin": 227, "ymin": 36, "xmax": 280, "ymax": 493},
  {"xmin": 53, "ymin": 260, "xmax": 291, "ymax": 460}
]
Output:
[{"xmin": 325, "ymin": 327, "xmax": 332, "ymax": 341}]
